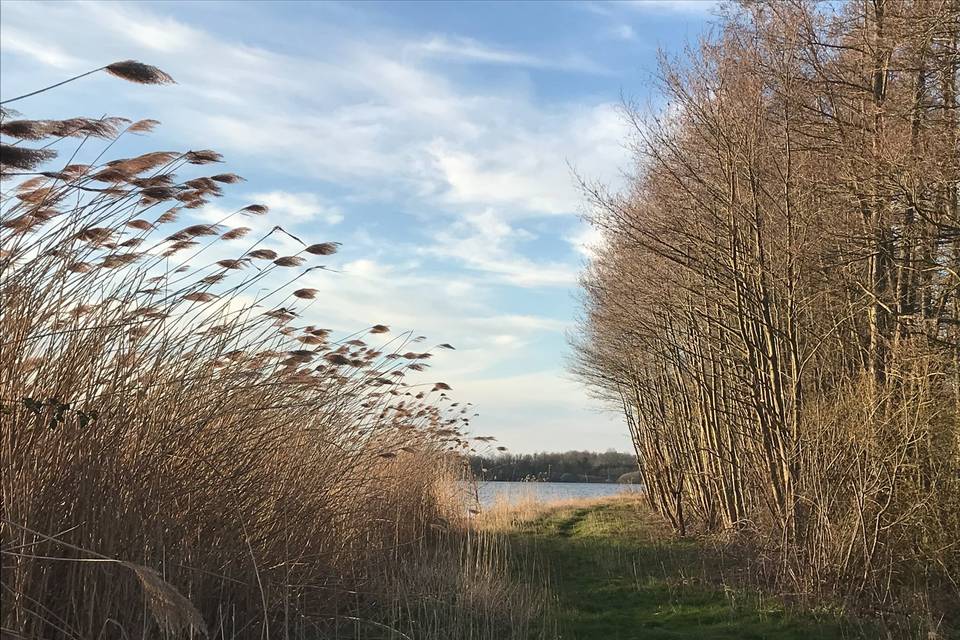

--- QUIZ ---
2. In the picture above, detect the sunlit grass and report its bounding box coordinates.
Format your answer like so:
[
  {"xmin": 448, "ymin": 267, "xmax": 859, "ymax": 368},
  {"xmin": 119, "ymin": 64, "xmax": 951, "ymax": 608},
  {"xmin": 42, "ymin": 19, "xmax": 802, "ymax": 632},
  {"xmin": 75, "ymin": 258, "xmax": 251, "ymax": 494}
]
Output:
[{"xmin": 482, "ymin": 497, "xmax": 874, "ymax": 640}]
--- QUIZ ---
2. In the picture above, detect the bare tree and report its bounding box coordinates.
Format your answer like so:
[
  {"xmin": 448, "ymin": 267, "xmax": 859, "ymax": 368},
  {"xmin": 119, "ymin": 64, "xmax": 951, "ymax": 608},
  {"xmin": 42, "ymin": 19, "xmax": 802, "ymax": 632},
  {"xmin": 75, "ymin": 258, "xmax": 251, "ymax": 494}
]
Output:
[{"xmin": 572, "ymin": 0, "xmax": 960, "ymax": 629}]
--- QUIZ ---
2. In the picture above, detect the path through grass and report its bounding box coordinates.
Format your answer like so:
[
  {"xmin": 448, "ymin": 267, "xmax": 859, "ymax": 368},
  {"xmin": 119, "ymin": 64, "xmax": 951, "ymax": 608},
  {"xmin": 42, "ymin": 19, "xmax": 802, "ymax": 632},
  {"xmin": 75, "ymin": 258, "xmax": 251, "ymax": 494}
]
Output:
[{"xmin": 499, "ymin": 498, "xmax": 869, "ymax": 640}]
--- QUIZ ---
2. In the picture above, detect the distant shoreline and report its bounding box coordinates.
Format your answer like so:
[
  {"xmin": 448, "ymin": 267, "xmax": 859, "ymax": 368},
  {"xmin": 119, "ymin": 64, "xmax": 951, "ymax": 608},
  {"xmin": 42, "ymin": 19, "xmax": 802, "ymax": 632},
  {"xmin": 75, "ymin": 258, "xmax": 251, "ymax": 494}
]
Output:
[
  {"xmin": 469, "ymin": 451, "xmax": 641, "ymax": 485},
  {"xmin": 475, "ymin": 477, "xmax": 642, "ymax": 485}
]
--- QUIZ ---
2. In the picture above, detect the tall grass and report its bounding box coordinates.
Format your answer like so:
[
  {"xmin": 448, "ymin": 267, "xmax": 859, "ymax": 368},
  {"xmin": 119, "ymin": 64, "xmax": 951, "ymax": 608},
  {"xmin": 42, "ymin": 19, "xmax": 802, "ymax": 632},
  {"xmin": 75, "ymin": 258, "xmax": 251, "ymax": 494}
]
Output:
[{"xmin": 0, "ymin": 62, "xmax": 544, "ymax": 639}]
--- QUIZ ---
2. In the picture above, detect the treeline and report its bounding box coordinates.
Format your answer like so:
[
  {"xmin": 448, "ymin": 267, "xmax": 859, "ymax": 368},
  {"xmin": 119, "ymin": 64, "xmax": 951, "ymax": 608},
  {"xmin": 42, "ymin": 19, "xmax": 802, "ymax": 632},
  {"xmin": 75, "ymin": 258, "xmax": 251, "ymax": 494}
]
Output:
[
  {"xmin": 470, "ymin": 450, "xmax": 638, "ymax": 483},
  {"xmin": 573, "ymin": 0, "xmax": 959, "ymax": 630}
]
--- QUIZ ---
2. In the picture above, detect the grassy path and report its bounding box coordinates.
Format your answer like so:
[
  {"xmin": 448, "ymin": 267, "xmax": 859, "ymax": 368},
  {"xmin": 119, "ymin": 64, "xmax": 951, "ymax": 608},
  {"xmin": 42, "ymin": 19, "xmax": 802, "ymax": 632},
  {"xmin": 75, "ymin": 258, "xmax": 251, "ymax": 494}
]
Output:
[{"xmin": 502, "ymin": 498, "xmax": 864, "ymax": 640}]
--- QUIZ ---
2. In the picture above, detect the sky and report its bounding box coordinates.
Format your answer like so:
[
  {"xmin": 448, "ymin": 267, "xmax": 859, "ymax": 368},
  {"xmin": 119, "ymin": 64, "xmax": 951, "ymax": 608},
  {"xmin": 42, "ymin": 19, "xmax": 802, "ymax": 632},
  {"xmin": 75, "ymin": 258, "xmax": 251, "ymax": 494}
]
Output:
[{"xmin": 0, "ymin": 0, "xmax": 716, "ymax": 453}]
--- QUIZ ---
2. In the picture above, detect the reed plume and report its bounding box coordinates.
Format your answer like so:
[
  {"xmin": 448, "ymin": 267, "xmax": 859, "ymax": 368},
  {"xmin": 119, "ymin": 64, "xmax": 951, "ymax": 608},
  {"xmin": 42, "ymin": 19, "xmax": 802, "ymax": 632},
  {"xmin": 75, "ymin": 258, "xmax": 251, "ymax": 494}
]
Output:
[{"xmin": 1, "ymin": 63, "xmax": 543, "ymax": 640}]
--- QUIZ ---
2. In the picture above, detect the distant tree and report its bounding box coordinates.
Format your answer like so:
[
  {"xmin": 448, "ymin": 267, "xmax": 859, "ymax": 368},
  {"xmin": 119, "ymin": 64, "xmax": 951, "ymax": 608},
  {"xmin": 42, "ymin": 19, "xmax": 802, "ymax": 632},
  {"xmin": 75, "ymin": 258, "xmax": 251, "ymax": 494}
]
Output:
[{"xmin": 469, "ymin": 450, "xmax": 638, "ymax": 483}]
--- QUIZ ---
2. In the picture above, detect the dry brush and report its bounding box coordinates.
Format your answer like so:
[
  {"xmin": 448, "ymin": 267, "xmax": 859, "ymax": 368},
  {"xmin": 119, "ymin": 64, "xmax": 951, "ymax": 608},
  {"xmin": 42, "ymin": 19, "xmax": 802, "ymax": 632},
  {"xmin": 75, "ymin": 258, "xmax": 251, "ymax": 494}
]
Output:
[
  {"xmin": 573, "ymin": 0, "xmax": 960, "ymax": 633},
  {"xmin": 0, "ymin": 62, "xmax": 541, "ymax": 639}
]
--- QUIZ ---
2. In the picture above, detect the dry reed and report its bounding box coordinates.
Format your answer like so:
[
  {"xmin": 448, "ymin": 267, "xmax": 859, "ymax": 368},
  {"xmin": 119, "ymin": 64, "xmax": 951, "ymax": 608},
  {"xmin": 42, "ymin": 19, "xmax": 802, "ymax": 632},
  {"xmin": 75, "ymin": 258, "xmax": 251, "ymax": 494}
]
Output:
[{"xmin": 0, "ymin": 62, "xmax": 543, "ymax": 639}]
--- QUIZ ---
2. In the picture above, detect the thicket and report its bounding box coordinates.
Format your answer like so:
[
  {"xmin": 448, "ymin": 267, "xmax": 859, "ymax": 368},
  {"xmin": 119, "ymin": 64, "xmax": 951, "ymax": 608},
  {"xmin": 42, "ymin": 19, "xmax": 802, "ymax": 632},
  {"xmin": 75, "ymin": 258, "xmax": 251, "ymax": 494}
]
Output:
[
  {"xmin": 0, "ymin": 63, "xmax": 545, "ymax": 639},
  {"xmin": 469, "ymin": 450, "xmax": 637, "ymax": 482},
  {"xmin": 573, "ymin": 0, "xmax": 960, "ymax": 632}
]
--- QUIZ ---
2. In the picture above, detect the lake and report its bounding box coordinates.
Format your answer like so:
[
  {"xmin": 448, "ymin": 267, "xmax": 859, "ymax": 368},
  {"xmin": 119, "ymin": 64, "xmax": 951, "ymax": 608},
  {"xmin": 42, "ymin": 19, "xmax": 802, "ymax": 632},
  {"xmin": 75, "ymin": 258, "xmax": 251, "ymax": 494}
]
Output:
[{"xmin": 468, "ymin": 481, "xmax": 641, "ymax": 508}]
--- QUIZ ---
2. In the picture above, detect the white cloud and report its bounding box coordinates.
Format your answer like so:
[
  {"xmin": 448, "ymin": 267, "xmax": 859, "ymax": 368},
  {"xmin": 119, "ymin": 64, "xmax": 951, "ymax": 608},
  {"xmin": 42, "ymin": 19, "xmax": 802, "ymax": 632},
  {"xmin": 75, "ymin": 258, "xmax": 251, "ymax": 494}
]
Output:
[
  {"xmin": 3, "ymin": 2, "xmax": 630, "ymax": 220},
  {"xmin": 293, "ymin": 257, "xmax": 565, "ymax": 344},
  {"xmin": 567, "ymin": 222, "xmax": 606, "ymax": 259},
  {"xmin": 409, "ymin": 35, "xmax": 608, "ymax": 74},
  {"xmin": 611, "ymin": 24, "xmax": 637, "ymax": 40},
  {"xmin": 0, "ymin": 28, "xmax": 81, "ymax": 69},
  {"xmin": 412, "ymin": 35, "xmax": 547, "ymax": 67},
  {"xmin": 626, "ymin": 0, "xmax": 718, "ymax": 15},
  {"xmin": 443, "ymin": 280, "xmax": 475, "ymax": 298},
  {"xmin": 467, "ymin": 314, "xmax": 569, "ymax": 333},
  {"xmin": 83, "ymin": 1, "xmax": 202, "ymax": 52},
  {"xmin": 455, "ymin": 370, "xmax": 631, "ymax": 451},
  {"xmin": 428, "ymin": 102, "xmax": 630, "ymax": 217},
  {"xmin": 425, "ymin": 210, "xmax": 578, "ymax": 287},
  {"xmin": 427, "ymin": 142, "xmax": 574, "ymax": 215},
  {"xmin": 343, "ymin": 258, "xmax": 389, "ymax": 278},
  {"xmin": 249, "ymin": 191, "xmax": 344, "ymax": 225}
]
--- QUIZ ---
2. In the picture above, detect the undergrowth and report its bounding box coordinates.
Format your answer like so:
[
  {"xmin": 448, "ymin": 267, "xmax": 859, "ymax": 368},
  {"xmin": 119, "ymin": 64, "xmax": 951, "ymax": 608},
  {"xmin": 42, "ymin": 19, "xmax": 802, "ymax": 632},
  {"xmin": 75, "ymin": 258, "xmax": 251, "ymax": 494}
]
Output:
[{"xmin": 483, "ymin": 496, "xmax": 888, "ymax": 640}]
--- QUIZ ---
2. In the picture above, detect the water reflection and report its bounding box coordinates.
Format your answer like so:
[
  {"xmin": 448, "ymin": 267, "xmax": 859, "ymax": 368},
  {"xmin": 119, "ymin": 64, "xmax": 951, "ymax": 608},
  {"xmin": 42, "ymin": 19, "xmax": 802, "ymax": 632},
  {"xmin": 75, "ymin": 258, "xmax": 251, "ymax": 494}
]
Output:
[{"xmin": 468, "ymin": 481, "xmax": 641, "ymax": 508}]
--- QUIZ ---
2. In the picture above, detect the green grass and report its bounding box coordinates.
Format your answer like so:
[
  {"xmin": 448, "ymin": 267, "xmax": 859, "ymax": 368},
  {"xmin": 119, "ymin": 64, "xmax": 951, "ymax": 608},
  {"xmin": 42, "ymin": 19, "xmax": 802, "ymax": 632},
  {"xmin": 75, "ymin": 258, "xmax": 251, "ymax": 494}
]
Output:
[{"xmin": 503, "ymin": 499, "xmax": 870, "ymax": 640}]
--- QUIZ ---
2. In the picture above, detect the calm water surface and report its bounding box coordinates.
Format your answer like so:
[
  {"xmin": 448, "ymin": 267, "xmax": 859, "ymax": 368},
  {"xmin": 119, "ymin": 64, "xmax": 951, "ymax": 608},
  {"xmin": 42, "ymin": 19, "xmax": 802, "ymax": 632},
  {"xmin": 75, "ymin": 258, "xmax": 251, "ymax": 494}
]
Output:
[{"xmin": 469, "ymin": 481, "xmax": 640, "ymax": 508}]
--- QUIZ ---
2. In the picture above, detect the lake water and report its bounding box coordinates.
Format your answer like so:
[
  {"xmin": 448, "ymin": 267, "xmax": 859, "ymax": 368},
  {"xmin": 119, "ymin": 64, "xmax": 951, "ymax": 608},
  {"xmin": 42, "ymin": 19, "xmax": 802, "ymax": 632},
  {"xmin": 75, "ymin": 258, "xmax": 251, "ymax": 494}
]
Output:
[{"xmin": 469, "ymin": 481, "xmax": 641, "ymax": 508}]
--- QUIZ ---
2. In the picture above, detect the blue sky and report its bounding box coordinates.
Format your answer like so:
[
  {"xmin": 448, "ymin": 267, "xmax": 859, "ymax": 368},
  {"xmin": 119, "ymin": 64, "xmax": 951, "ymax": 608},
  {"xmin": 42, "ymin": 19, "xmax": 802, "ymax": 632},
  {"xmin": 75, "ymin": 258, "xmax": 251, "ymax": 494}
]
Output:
[{"xmin": 1, "ymin": 0, "xmax": 715, "ymax": 452}]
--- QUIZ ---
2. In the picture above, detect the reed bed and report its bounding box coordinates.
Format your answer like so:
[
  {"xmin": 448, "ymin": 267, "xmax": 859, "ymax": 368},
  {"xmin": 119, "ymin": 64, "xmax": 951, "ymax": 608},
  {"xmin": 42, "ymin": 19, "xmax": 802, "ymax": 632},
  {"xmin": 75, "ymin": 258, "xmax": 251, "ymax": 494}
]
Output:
[
  {"xmin": 473, "ymin": 492, "xmax": 626, "ymax": 534},
  {"xmin": 0, "ymin": 62, "xmax": 543, "ymax": 639}
]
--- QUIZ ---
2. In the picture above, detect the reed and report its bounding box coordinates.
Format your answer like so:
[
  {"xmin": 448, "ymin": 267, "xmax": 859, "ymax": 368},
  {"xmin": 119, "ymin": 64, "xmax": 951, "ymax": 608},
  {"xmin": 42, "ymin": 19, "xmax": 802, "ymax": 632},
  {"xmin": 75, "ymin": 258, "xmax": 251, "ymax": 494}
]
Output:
[{"xmin": 0, "ymin": 62, "xmax": 540, "ymax": 639}]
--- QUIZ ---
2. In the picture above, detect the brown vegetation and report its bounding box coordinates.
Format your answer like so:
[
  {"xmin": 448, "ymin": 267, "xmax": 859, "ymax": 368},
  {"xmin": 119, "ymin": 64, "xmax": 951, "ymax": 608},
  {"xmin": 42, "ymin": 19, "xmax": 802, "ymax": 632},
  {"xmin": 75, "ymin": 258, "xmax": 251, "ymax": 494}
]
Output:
[
  {"xmin": 573, "ymin": 0, "xmax": 960, "ymax": 632},
  {"xmin": 0, "ymin": 63, "xmax": 542, "ymax": 639}
]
